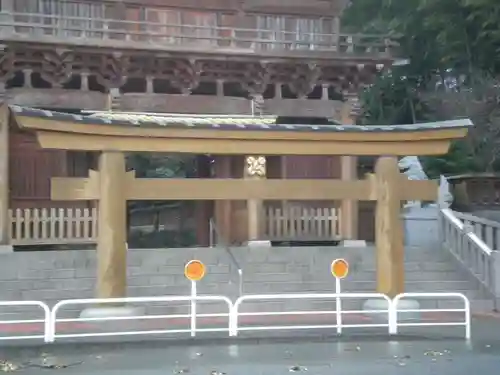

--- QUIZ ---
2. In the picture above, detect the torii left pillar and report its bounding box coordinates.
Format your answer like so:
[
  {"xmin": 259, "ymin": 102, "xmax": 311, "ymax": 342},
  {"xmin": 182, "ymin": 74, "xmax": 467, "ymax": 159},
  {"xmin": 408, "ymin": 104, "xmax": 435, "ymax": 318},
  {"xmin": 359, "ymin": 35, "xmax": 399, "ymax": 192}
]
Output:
[
  {"xmin": 96, "ymin": 151, "xmax": 127, "ymax": 299},
  {"xmin": 80, "ymin": 151, "xmax": 135, "ymax": 317}
]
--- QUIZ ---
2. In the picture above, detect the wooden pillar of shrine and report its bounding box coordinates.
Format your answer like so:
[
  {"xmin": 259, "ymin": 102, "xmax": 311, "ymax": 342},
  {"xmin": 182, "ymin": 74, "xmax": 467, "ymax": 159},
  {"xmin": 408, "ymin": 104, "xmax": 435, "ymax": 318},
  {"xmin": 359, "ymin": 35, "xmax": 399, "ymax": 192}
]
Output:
[
  {"xmin": 339, "ymin": 96, "xmax": 359, "ymax": 240},
  {"xmin": 96, "ymin": 151, "xmax": 128, "ymax": 299},
  {"xmin": 244, "ymin": 156, "xmax": 266, "ymax": 241},
  {"xmin": 374, "ymin": 156, "xmax": 404, "ymax": 297},
  {"xmin": 0, "ymin": 103, "xmax": 9, "ymax": 248},
  {"xmin": 213, "ymin": 155, "xmax": 232, "ymax": 244},
  {"xmin": 194, "ymin": 155, "xmax": 212, "ymax": 246}
]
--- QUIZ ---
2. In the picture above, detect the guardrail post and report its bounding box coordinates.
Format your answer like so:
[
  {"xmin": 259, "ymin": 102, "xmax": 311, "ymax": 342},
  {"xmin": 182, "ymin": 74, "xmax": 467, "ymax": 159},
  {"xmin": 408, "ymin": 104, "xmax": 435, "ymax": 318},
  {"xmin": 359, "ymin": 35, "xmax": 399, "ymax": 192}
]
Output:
[
  {"xmin": 388, "ymin": 298, "xmax": 397, "ymax": 335},
  {"xmin": 228, "ymin": 303, "xmax": 238, "ymax": 337},
  {"xmin": 491, "ymin": 250, "xmax": 500, "ymax": 311}
]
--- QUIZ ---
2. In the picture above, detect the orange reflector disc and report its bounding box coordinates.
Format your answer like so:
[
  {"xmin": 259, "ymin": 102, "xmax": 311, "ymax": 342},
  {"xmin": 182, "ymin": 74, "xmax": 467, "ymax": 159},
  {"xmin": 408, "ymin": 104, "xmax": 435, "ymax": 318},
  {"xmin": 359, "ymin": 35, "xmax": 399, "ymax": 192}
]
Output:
[
  {"xmin": 331, "ymin": 258, "xmax": 349, "ymax": 279},
  {"xmin": 184, "ymin": 260, "xmax": 206, "ymax": 281}
]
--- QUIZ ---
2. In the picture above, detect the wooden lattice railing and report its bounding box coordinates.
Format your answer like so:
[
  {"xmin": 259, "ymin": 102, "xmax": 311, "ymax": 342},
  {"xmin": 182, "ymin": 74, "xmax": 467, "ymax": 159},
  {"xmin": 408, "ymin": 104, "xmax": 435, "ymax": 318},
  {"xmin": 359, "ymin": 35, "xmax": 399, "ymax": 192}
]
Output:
[
  {"xmin": 0, "ymin": 9, "xmax": 395, "ymax": 54},
  {"xmin": 9, "ymin": 208, "xmax": 97, "ymax": 246},
  {"xmin": 265, "ymin": 206, "xmax": 340, "ymax": 241}
]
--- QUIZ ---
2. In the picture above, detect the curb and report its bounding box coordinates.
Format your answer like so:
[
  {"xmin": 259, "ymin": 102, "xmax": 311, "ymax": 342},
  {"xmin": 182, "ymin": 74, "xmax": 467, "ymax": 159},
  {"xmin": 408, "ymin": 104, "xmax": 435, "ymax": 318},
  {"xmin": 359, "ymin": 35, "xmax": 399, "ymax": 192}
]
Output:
[{"xmin": 472, "ymin": 311, "xmax": 500, "ymax": 319}]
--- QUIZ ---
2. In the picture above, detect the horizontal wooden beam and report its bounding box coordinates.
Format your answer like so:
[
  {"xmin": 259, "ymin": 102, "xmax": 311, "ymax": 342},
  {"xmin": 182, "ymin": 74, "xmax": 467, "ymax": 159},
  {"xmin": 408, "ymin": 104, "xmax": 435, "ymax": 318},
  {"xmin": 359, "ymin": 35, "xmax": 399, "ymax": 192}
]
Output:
[
  {"xmin": 51, "ymin": 175, "xmax": 437, "ymax": 202},
  {"xmin": 52, "ymin": 177, "xmax": 372, "ymax": 201},
  {"xmin": 37, "ymin": 131, "xmax": 453, "ymax": 156},
  {"xmin": 131, "ymin": 179, "xmax": 373, "ymax": 200},
  {"xmin": 51, "ymin": 171, "xmax": 101, "ymax": 200},
  {"xmin": 400, "ymin": 180, "xmax": 438, "ymax": 201}
]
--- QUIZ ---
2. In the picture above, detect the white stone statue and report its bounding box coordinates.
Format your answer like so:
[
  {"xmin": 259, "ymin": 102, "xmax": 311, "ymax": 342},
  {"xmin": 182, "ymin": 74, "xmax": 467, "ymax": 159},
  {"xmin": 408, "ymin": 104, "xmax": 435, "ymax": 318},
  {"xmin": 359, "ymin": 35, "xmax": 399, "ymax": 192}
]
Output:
[
  {"xmin": 398, "ymin": 156, "xmax": 428, "ymax": 208},
  {"xmin": 438, "ymin": 175, "xmax": 453, "ymax": 208},
  {"xmin": 398, "ymin": 156, "xmax": 428, "ymax": 180}
]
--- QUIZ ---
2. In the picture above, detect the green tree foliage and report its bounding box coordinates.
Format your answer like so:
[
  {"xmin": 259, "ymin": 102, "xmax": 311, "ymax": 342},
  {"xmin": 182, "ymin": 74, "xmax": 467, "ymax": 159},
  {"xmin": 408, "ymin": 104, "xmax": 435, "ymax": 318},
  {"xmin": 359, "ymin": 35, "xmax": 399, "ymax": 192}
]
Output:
[{"xmin": 342, "ymin": 0, "xmax": 500, "ymax": 176}]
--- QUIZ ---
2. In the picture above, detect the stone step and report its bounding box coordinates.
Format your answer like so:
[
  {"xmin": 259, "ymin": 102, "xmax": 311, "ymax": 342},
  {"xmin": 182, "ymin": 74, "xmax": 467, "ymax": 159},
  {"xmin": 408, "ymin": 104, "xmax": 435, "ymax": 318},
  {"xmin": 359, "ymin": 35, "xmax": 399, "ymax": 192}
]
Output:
[
  {"xmin": 360, "ymin": 262, "xmax": 463, "ymax": 272},
  {"xmin": 346, "ymin": 270, "xmax": 468, "ymax": 282},
  {"xmin": 418, "ymin": 298, "xmax": 494, "ymax": 312}
]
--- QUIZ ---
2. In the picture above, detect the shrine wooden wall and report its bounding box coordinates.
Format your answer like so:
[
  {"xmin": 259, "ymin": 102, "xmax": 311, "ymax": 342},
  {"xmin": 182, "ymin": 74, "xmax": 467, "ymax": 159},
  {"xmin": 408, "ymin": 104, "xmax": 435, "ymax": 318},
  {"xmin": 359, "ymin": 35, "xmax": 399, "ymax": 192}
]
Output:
[{"xmin": 8, "ymin": 130, "xmax": 90, "ymax": 210}]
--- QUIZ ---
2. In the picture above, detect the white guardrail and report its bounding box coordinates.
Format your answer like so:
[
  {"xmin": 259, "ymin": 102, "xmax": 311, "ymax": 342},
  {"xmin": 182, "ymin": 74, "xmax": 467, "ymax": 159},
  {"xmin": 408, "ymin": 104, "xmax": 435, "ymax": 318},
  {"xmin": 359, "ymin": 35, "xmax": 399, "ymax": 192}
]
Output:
[
  {"xmin": 0, "ymin": 291, "xmax": 471, "ymax": 343},
  {"xmin": 230, "ymin": 292, "xmax": 392, "ymax": 336},
  {"xmin": 0, "ymin": 259, "xmax": 472, "ymax": 343},
  {"xmin": 0, "ymin": 301, "xmax": 51, "ymax": 341}
]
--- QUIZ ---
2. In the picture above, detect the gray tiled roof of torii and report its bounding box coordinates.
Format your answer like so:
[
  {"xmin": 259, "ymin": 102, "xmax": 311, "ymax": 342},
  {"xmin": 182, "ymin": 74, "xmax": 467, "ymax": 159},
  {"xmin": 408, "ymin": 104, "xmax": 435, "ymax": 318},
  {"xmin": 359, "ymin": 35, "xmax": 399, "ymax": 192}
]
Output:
[{"xmin": 9, "ymin": 105, "xmax": 473, "ymax": 133}]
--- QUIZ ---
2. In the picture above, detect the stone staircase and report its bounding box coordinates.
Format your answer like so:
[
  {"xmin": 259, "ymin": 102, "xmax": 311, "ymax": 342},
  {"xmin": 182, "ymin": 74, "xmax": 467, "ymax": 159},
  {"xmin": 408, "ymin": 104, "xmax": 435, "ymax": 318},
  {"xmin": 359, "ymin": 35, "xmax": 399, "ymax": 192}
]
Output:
[
  {"xmin": 404, "ymin": 246, "xmax": 492, "ymax": 311},
  {"xmin": 326, "ymin": 245, "xmax": 494, "ymax": 312}
]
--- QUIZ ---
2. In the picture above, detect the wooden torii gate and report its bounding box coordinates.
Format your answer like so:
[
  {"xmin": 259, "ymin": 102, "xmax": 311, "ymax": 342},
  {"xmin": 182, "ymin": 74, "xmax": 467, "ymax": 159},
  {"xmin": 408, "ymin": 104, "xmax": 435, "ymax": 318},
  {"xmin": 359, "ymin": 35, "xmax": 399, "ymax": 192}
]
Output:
[{"xmin": 9, "ymin": 105, "xmax": 472, "ymax": 299}]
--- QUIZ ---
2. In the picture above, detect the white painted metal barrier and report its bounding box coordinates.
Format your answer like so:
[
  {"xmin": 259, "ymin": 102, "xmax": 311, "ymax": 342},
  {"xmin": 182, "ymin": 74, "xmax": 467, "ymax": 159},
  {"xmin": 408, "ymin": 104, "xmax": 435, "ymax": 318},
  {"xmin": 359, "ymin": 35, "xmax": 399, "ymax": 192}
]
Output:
[
  {"xmin": 0, "ymin": 292, "xmax": 472, "ymax": 343},
  {"xmin": 48, "ymin": 295, "xmax": 233, "ymax": 342},
  {"xmin": 0, "ymin": 259, "xmax": 473, "ymax": 343},
  {"xmin": 391, "ymin": 292, "xmax": 471, "ymax": 339},
  {"xmin": 0, "ymin": 300, "xmax": 51, "ymax": 342},
  {"xmin": 229, "ymin": 292, "xmax": 393, "ymax": 337}
]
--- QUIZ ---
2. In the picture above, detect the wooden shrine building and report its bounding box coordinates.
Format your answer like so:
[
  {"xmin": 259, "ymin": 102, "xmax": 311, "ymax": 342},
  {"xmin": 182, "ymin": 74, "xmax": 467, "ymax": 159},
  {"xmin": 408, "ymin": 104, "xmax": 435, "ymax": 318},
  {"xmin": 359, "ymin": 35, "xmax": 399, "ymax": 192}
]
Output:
[{"xmin": 0, "ymin": 0, "xmax": 399, "ymax": 248}]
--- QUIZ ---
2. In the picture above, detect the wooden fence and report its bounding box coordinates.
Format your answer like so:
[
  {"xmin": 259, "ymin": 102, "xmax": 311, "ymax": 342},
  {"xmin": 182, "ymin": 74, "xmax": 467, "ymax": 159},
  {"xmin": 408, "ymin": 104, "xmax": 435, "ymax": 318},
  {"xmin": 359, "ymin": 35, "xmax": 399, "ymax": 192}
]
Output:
[
  {"xmin": 9, "ymin": 208, "xmax": 98, "ymax": 246},
  {"xmin": 265, "ymin": 206, "xmax": 340, "ymax": 241}
]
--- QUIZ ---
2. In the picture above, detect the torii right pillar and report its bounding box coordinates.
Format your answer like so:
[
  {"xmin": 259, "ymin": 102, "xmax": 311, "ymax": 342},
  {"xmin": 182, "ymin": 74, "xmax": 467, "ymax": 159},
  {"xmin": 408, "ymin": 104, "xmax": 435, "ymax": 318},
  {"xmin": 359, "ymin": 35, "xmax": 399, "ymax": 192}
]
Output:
[{"xmin": 339, "ymin": 95, "xmax": 360, "ymax": 240}]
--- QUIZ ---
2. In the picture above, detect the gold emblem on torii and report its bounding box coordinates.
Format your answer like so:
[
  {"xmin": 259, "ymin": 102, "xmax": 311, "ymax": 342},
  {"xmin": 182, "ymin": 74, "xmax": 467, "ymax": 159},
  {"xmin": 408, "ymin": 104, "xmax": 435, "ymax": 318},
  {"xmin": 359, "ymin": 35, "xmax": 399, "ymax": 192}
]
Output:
[{"xmin": 246, "ymin": 156, "xmax": 266, "ymax": 177}]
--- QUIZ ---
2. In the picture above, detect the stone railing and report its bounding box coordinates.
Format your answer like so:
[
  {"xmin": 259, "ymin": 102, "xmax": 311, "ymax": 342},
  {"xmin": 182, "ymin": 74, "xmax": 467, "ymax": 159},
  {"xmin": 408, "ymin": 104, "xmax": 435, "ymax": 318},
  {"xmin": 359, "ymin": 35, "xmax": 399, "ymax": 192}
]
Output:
[
  {"xmin": 439, "ymin": 208, "xmax": 500, "ymax": 308},
  {"xmin": 0, "ymin": 10, "xmax": 395, "ymax": 55}
]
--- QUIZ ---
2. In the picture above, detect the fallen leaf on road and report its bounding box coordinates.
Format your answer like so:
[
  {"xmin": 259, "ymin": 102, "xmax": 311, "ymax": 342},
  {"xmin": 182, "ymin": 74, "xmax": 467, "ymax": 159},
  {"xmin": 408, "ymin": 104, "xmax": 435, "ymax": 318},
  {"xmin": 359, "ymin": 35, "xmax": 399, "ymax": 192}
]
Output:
[
  {"xmin": 344, "ymin": 346, "xmax": 361, "ymax": 352},
  {"xmin": 0, "ymin": 361, "xmax": 19, "ymax": 372},
  {"xmin": 174, "ymin": 368, "xmax": 190, "ymax": 374},
  {"xmin": 31, "ymin": 359, "xmax": 84, "ymax": 370},
  {"xmin": 394, "ymin": 355, "xmax": 411, "ymax": 359},
  {"xmin": 289, "ymin": 365, "xmax": 308, "ymax": 372}
]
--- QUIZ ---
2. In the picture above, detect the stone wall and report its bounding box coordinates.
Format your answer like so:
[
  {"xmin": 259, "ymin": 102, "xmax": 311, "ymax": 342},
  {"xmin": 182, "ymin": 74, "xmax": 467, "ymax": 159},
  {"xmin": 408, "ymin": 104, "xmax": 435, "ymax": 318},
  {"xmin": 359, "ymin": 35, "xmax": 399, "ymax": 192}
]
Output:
[
  {"xmin": 0, "ymin": 246, "xmax": 371, "ymax": 319},
  {"xmin": 0, "ymin": 245, "xmax": 483, "ymax": 319}
]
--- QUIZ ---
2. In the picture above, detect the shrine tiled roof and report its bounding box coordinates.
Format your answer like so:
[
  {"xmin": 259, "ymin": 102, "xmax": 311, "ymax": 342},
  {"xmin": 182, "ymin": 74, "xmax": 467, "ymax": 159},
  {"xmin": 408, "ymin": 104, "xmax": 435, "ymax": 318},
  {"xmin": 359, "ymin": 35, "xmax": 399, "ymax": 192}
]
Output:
[{"xmin": 9, "ymin": 105, "xmax": 473, "ymax": 133}]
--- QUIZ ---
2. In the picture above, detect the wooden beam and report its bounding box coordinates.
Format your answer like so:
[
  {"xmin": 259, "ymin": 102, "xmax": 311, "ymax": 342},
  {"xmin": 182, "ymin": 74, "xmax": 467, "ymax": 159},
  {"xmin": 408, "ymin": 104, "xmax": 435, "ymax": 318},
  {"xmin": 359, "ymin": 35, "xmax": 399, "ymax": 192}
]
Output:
[
  {"xmin": 36, "ymin": 131, "xmax": 454, "ymax": 156},
  {"xmin": 400, "ymin": 179, "xmax": 438, "ymax": 201},
  {"xmin": 8, "ymin": 88, "xmax": 108, "ymax": 110},
  {"xmin": 51, "ymin": 174, "xmax": 439, "ymax": 202},
  {"xmin": 51, "ymin": 177, "xmax": 374, "ymax": 201},
  {"xmin": 51, "ymin": 171, "xmax": 102, "ymax": 200},
  {"xmin": 96, "ymin": 152, "xmax": 127, "ymax": 299},
  {"xmin": 0, "ymin": 104, "xmax": 8, "ymax": 245},
  {"xmin": 374, "ymin": 156, "xmax": 404, "ymax": 298}
]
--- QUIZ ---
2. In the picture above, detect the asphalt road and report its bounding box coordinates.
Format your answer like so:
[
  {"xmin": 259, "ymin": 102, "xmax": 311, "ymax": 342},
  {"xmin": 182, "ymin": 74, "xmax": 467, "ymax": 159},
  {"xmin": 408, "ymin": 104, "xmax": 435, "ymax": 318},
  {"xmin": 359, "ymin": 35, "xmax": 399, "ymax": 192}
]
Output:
[{"xmin": 2, "ymin": 318, "xmax": 500, "ymax": 375}]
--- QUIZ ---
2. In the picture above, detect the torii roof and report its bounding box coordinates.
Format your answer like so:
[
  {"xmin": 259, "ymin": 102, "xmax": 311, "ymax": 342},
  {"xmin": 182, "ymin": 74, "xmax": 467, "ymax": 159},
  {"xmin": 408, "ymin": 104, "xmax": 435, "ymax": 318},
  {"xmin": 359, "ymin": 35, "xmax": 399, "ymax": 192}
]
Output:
[
  {"xmin": 8, "ymin": 105, "xmax": 473, "ymax": 156},
  {"xmin": 9, "ymin": 105, "xmax": 472, "ymax": 134}
]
